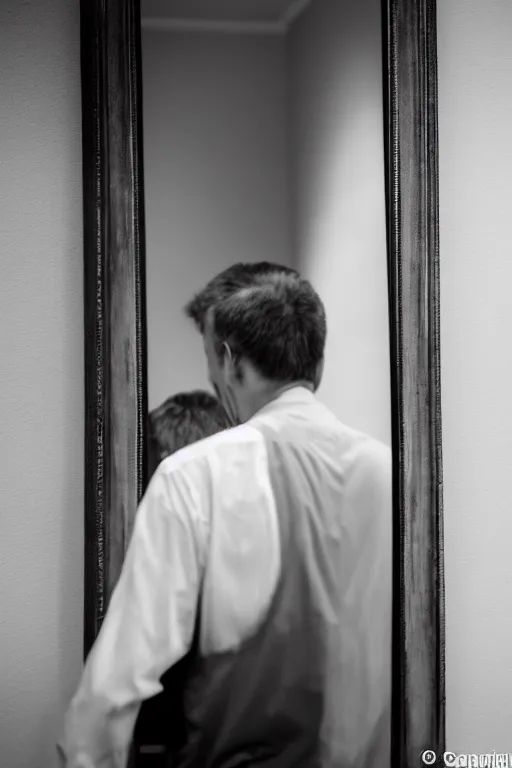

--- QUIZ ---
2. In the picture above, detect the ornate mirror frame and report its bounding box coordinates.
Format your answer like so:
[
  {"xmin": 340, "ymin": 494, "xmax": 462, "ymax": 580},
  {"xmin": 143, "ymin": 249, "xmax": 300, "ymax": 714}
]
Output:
[{"xmin": 79, "ymin": 1, "xmax": 445, "ymax": 765}]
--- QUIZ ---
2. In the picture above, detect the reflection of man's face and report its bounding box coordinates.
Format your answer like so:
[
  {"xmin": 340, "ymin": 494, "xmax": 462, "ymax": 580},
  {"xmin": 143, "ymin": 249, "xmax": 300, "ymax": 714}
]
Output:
[
  {"xmin": 203, "ymin": 314, "xmax": 239, "ymax": 426},
  {"xmin": 203, "ymin": 318, "xmax": 223, "ymax": 400}
]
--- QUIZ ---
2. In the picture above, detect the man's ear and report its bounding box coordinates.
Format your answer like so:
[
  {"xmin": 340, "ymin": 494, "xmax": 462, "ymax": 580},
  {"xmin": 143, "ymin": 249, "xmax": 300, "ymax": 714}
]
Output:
[
  {"xmin": 222, "ymin": 341, "xmax": 233, "ymax": 365},
  {"xmin": 222, "ymin": 342, "xmax": 244, "ymax": 384}
]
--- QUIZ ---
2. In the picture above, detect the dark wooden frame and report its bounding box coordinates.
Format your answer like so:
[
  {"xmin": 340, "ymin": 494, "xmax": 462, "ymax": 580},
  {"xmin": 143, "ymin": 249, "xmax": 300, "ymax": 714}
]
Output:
[
  {"xmin": 80, "ymin": 0, "xmax": 148, "ymax": 654},
  {"xmin": 79, "ymin": 0, "xmax": 445, "ymax": 766}
]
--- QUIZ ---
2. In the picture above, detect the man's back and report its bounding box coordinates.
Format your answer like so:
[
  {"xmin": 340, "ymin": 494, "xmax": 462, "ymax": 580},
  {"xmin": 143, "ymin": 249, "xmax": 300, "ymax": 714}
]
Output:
[{"xmin": 171, "ymin": 387, "xmax": 392, "ymax": 768}]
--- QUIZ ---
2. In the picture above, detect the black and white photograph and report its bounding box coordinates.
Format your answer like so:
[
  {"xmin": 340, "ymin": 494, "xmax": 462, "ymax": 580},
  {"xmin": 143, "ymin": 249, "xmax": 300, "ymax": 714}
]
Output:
[{"xmin": 2, "ymin": 0, "xmax": 511, "ymax": 766}]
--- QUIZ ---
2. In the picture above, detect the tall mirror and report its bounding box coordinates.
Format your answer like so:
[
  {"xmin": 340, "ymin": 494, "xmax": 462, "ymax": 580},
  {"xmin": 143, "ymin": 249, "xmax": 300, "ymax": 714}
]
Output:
[
  {"xmin": 76, "ymin": 0, "xmax": 444, "ymax": 764},
  {"xmin": 137, "ymin": 0, "xmax": 390, "ymax": 764}
]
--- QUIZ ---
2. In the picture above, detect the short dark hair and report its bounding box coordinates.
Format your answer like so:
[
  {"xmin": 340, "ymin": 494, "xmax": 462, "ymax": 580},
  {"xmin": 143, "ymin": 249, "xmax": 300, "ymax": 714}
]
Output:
[
  {"xmin": 185, "ymin": 261, "xmax": 299, "ymax": 333},
  {"xmin": 211, "ymin": 271, "xmax": 326, "ymax": 385},
  {"xmin": 148, "ymin": 390, "xmax": 231, "ymax": 461}
]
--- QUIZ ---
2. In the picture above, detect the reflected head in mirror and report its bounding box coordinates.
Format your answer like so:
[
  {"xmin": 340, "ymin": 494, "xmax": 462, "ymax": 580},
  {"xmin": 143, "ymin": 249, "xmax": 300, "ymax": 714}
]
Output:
[
  {"xmin": 147, "ymin": 389, "xmax": 232, "ymax": 477},
  {"xmin": 184, "ymin": 261, "xmax": 299, "ymax": 334},
  {"xmin": 185, "ymin": 262, "xmax": 327, "ymax": 425}
]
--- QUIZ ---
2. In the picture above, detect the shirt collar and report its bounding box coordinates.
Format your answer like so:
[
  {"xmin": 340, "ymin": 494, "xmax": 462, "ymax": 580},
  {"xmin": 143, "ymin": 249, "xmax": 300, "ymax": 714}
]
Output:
[{"xmin": 249, "ymin": 385, "xmax": 317, "ymax": 421}]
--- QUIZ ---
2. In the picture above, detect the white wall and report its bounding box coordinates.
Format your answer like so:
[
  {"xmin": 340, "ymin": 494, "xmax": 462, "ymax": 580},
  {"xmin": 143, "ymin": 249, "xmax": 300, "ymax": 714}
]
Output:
[
  {"xmin": 288, "ymin": 0, "xmax": 391, "ymax": 446},
  {"xmin": 0, "ymin": 0, "xmax": 84, "ymax": 766},
  {"xmin": 438, "ymin": 0, "xmax": 512, "ymax": 753},
  {"xmin": 142, "ymin": 32, "xmax": 292, "ymax": 409}
]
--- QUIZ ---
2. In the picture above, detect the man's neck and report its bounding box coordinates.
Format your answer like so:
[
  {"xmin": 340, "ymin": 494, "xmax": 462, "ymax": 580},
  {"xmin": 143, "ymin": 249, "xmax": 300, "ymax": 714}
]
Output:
[{"xmin": 243, "ymin": 380, "xmax": 314, "ymax": 421}]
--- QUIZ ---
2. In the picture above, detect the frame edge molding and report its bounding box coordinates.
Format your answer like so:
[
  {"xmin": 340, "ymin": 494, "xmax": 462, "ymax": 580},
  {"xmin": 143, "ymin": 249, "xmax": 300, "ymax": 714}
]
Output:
[
  {"xmin": 80, "ymin": 0, "xmax": 148, "ymax": 657},
  {"xmin": 386, "ymin": 0, "xmax": 445, "ymax": 764}
]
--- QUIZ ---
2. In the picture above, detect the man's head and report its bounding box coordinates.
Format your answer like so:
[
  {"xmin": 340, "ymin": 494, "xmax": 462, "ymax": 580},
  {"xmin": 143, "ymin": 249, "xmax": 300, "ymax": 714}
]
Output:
[
  {"xmin": 185, "ymin": 261, "xmax": 299, "ymax": 334},
  {"xmin": 187, "ymin": 265, "xmax": 327, "ymax": 424},
  {"xmin": 147, "ymin": 390, "xmax": 231, "ymax": 477}
]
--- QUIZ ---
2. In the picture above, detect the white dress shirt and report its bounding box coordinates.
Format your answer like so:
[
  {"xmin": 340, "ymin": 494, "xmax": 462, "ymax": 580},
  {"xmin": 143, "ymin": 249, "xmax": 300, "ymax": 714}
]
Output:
[{"xmin": 59, "ymin": 387, "xmax": 392, "ymax": 768}]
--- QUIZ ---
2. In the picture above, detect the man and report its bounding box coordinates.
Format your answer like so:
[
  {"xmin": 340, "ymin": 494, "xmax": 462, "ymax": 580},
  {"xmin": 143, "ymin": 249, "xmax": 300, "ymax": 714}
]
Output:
[{"xmin": 59, "ymin": 263, "xmax": 392, "ymax": 768}]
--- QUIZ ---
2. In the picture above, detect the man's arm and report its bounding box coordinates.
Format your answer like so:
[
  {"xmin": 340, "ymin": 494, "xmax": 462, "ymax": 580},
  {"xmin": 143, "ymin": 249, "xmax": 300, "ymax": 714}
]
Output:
[{"xmin": 58, "ymin": 463, "xmax": 205, "ymax": 768}]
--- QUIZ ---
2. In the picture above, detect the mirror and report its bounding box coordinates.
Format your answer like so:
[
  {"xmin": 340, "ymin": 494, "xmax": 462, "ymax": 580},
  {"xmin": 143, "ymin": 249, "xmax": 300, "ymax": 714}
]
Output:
[
  {"xmin": 137, "ymin": 0, "xmax": 390, "ymax": 763},
  {"xmin": 142, "ymin": 0, "xmax": 391, "ymax": 447},
  {"xmin": 78, "ymin": 0, "xmax": 444, "ymax": 766}
]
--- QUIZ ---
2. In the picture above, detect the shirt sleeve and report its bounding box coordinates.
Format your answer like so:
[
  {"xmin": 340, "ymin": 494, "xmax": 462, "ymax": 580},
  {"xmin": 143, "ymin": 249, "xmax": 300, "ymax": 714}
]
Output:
[{"xmin": 58, "ymin": 462, "xmax": 206, "ymax": 768}]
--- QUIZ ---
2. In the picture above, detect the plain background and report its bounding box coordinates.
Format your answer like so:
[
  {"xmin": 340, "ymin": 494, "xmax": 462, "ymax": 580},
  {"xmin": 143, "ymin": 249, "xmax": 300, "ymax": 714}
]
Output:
[{"xmin": 1, "ymin": 0, "xmax": 511, "ymax": 763}]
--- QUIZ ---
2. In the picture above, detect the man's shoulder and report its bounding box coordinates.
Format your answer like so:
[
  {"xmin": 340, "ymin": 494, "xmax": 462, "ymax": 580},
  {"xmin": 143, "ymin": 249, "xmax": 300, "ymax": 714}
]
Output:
[
  {"xmin": 331, "ymin": 422, "xmax": 391, "ymax": 475},
  {"xmin": 148, "ymin": 425, "xmax": 267, "ymax": 528},
  {"xmin": 292, "ymin": 395, "xmax": 391, "ymax": 467},
  {"xmin": 345, "ymin": 430, "xmax": 392, "ymax": 491},
  {"xmin": 157, "ymin": 423, "xmax": 264, "ymax": 479},
  {"xmin": 355, "ymin": 432, "xmax": 392, "ymax": 465}
]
